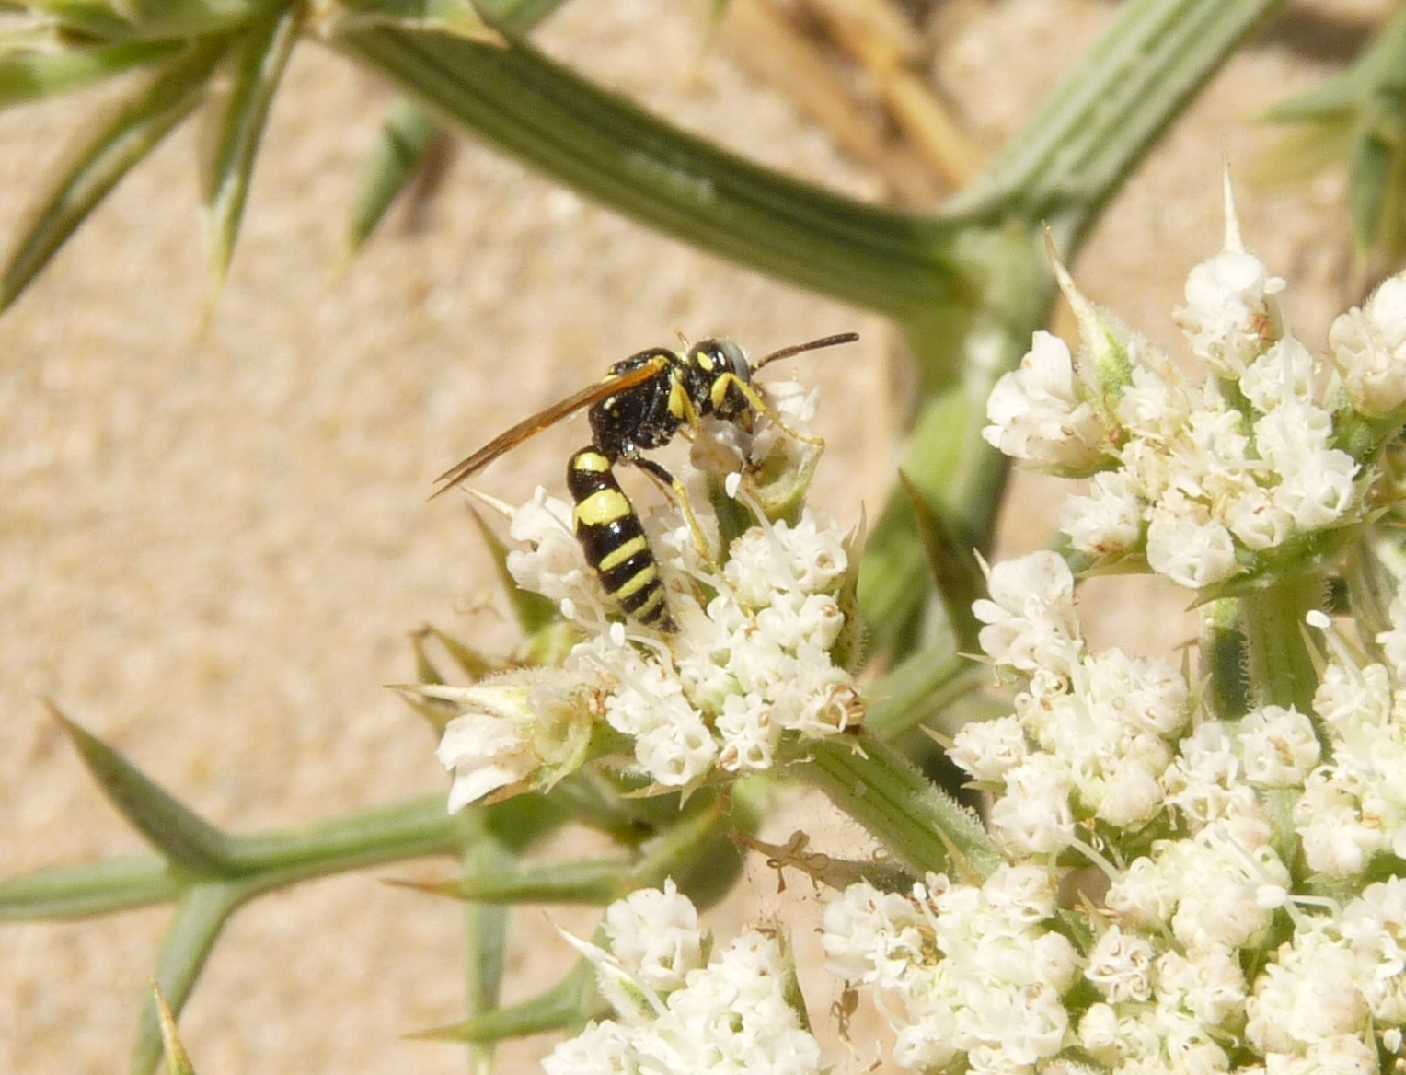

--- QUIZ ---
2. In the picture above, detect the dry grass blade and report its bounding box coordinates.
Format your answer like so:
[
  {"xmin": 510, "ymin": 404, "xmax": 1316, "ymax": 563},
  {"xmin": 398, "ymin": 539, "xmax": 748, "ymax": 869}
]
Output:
[{"xmin": 0, "ymin": 40, "xmax": 224, "ymax": 313}]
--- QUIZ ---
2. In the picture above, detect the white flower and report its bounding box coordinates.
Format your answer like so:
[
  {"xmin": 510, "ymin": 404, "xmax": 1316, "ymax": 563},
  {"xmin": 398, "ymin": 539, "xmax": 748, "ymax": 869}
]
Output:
[
  {"xmin": 983, "ymin": 331, "xmax": 1107, "ymax": 472},
  {"xmin": 973, "ymin": 551, "xmax": 1082, "ymax": 674},
  {"xmin": 506, "ymin": 488, "xmax": 608, "ymax": 624},
  {"xmin": 431, "ymin": 681, "xmax": 588, "ymax": 811},
  {"xmin": 949, "ymin": 715, "xmax": 1030, "ymax": 782},
  {"xmin": 1117, "ymin": 362, "xmax": 1189, "ymax": 443},
  {"xmin": 1329, "ymin": 271, "xmax": 1406, "ymax": 416},
  {"xmin": 1237, "ymin": 705, "xmax": 1320, "ymax": 787},
  {"xmin": 989, "ymin": 754, "xmax": 1076, "ymax": 855},
  {"xmin": 1226, "ymin": 485, "xmax": 1294, "ymax": 551},
  {"xmin": 1313, "ymin": 661, "xmax": 1391, "ymax": 729},
  {"xmin": 1268, "ymin": 1035, "xmax": 1379, "ymax": 1075},
  {"xmin": 1175, "ymin": 247, "xmax": 1282, "ymax": 376},
  {"xmin": 637, "ymin": 932, "xmax": 824, "ymax": 1075},
  {"xmin": 1271, "ymin": 448, "xmax": 1357, "ymax": 531},
  {"xmin": 542, "ymin": 1020, "xmax": 635, "ymax": 1075},
  {"xmin": 1295, "ymin": 770, "xmax": 1385, "ymax": 877},
  {"xmin": 1240, "ymin": 334, "xmax": 1318, "ymax": 413},
  {"xmin": 1061, "ymin": 470, "xmax": 1145, "ymax": 557},
  {"xmin": 821, "ymin": 881, "xmax": 927, "ymax": 986},
  {"xmin": 1253, "ymin": 400, "xmax": 1333, "ymax": 475},
  {"xmin": 1085, "ymin": 925, "xmax": 1157, "ymax": 1002},
  {"xmin": 1247, "ymin": 928, "xmax": 1367, "ymax": 1054},
  {"xmin": 1154, "ymin": 946, "xmax": 1246, "ymax": 1028},
  {"xmin": 1340, "ymin": 877, "xmax": 1406, "ymax": 1023},
  {"xmin": 558, "ymin": 887, "xmax": 826, "ymax": 1075},
  {"xmin": 602, "ymin": 878, "xmax": 703, "ymax": 994},
  {"xmin": 1145, "ymin": 493, "xmax": 1238, "ymax": 589},
  {"xmin": 722, "ymin": 511, "xmax": 848, "ymax": 606}
]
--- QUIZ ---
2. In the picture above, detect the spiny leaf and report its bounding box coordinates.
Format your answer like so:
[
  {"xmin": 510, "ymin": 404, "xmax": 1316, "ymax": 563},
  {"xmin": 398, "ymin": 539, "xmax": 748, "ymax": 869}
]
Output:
[
  {"xmin": 153, "ymin": 985, "xmax": 197, "ymax": 1075},
  {"xmin": 390, "ymin": 857, "xmax": 625, "ymax": 904},
  {"xmin": 0, "ymin": 40, "xmax": 223, "ymax": 314},
  {"xmin": 0, "ymin": 853, "xmax": 182, "ymax": 921},
  {"xmin": 202, "ymin": 2, "xmax": 301, "ymax": 287},
  {"xmin": 898, "ymin": 469, "xmax": 982, "ymax": 650},
  {"xmin": 0, "ymin": 39, "xmax": 182, "ymax": 110},
  {"xmin": 133, "ymin": 883, "xmax": 244, "ymax": 1075},
  {"xmin": 347, "ymin": 96, "xmax": 443, "ymax": 255},
  {"xmin": 47, "ymin": 703, "xmax": 235, "ymax": 876},
  {"xmin": 409, "ymin": 959, "xmax": 603, "ymax": 1043},
  {"xmin": 428, "ymin": 625, "xmax": 495, "ymax": 680}
]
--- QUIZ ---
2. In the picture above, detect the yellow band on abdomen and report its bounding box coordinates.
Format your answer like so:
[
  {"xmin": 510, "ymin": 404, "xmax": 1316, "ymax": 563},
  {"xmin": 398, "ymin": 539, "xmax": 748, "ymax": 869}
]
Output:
[
  {"xmin": 598, "ymin": 535, "xmax": 649, "ymax": 572},
  {"xmin": 574, "ymin": 489, "xmax": 631, "ymax": 527},
  {"xmin": 571, "ymin": 451, "xmax": 611, "ymax": 472},
  {"xmin": 612, "ymin": 565, "xmax": 658, "ymax": 600}
]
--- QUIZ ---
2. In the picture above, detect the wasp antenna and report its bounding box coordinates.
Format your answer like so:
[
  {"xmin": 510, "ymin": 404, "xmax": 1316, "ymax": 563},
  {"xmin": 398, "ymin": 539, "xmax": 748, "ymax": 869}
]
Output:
[{"xmin": 753, "ymin": 331, "xmax": 860, "ymax": 372}]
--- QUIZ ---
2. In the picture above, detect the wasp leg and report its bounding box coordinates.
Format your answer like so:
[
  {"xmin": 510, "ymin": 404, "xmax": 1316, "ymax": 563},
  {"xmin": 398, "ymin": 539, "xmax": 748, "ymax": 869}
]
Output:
[
  {"xmin": 628, "ymin": 455, "xmax": 717, "ymax": 568},
  {"xmin": 711, "ymin": 373, "xmax": 824, "ymax": 450}
]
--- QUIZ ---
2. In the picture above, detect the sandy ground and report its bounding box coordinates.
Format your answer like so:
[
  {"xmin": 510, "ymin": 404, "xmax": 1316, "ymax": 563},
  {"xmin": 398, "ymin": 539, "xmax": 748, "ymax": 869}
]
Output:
[{"xmin": 0, "ymin": 0, "xmax": 1391, "ymax": 1071}]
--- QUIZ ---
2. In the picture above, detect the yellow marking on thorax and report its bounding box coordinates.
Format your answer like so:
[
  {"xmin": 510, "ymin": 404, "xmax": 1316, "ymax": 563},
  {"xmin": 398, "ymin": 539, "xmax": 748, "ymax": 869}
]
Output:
[
  {"xmin": 613, "ymin": 564, "xmax": 658, "ymax": 600},
  {"xmin": 574, "ymin": 488, "xmax": 631, "ymax": 527},
  {"xmin": 598, "ymin": 535, "xmax": 649, "ymax": 572},
  {"xmin": 695, "ymin": 352, "xmax": 715, "ymax": 371},
  {"xmin": 572, "ymin": 451, "xmax": 611, "ymax": 472},
  {"xmin": 667, "ymin": 377, "xmax": 687, "ymax": 420}
]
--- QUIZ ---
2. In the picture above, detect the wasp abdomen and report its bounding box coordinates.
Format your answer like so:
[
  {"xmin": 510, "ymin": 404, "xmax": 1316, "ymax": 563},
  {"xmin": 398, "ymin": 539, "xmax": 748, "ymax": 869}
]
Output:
[{"xmin": 566, "ymin": 448, "xmax": 675, "ymax": 631}]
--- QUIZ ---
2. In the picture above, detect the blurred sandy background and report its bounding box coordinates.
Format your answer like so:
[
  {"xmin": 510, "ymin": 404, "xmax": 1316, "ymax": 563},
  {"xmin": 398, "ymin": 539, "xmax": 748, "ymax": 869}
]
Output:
[{"xmin": 0, "ymin": 0, "xmax": 1389, "ymax": 1071}]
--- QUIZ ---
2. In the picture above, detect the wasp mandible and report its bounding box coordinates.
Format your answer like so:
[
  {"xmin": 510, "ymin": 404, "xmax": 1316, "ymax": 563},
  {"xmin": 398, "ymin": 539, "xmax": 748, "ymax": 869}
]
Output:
[{"xmin": 432, "ymin": 332, "xmax": 859, "ymax": 631}]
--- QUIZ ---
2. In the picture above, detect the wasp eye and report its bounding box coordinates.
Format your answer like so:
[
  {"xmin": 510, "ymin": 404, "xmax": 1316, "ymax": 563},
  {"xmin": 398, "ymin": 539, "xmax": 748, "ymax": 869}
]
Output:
[{"xmin": 716, "ymin": 340, "xmax": 750, "ymax": 383}]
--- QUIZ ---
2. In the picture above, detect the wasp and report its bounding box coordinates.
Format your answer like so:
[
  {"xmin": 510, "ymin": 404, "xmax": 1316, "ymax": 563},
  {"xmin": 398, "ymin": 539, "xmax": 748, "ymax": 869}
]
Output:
[{"xmin": 431, "ymin": 332, "xmax": 859, "ymax": 632}]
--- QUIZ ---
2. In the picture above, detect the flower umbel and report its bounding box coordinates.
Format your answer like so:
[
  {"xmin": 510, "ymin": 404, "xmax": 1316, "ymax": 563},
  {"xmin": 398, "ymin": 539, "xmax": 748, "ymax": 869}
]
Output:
[
  {"xmin": 985, "ymin": 178, "xmax": 1406, "ymax": 594},
  {"xmin": 547, "ymin": 881, "xmax": 825, "ymax": 1075},
  {"xmin": 426, "ymin": 383, "xmax": 861, "ymax": 807}
]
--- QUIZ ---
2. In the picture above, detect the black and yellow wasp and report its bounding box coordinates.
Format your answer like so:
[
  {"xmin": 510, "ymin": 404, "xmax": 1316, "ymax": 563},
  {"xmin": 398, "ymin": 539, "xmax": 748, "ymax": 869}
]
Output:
[{"xmin": 432, "ymin": 332, "xmax": 858, "ymax": 632}]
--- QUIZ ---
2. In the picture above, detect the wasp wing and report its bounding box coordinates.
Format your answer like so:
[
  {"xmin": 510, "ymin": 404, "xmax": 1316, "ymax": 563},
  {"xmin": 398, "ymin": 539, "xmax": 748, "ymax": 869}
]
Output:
[{"xmin": 430, "ymin": 358, "xmax": 667, "ymax": 499}]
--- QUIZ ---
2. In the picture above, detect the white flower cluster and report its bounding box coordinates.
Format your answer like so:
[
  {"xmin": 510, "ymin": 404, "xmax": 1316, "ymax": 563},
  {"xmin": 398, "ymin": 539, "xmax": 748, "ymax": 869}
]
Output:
[
  {"xmin": 959, "ymin": 552, "xmax": 1191, "ymax": 852},
  {"xmin": 981, "ymin": 182, "xmax": 1406, "ymax": 591},
  {"xmin": 832, "ymin": 547, "xmax": 1406, "ymax": 1073},
  {"xmin": 1295, "ymin": 603, "xmax": 1406, "ymax": 875},
  {"xmin": 546, "ymin": 880, "xmax": 825, "ymax": 1075},
  {"xmin": 822, "ymin": 865, "xmax": 1078, "ymax": 1072},
  {"xmin": 436, "ymin": 383, "xmax": 861, "ymax": 807}
]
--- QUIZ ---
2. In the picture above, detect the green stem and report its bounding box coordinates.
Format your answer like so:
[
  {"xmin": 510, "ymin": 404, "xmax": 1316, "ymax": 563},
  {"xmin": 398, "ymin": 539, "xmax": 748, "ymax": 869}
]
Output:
[
  {"xmin": 1202, "ymin": 598, "xmax": 1253, "ymax": 720},
  {"xmin": 799, "ymin": 733, "xmax": 1001, "ymax": 881},
  {"xmin": 954, "ymin": 0, "xmax": 1287, "ymax": 247},
  {"xmin": 222, "ymin": 793, "xmax": 469, "ymax": 875},
  {"xmin": 332, "ymin": 27, "xmax": 963, "ymax": 320},
  {"xmin": 864, "ymin": 0, "xmax": 1284, "ymax": 654},
  {"xmin": 0, "ymin": 855, "xmax": 183, "ymax": 921},
  {"xmin": 864, "ymin": 641, "xmax": 982, "ymax": 742},
  {"xmin": 1241, "ymin": 574, "xmax": 1325, "ymax": 713}
]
